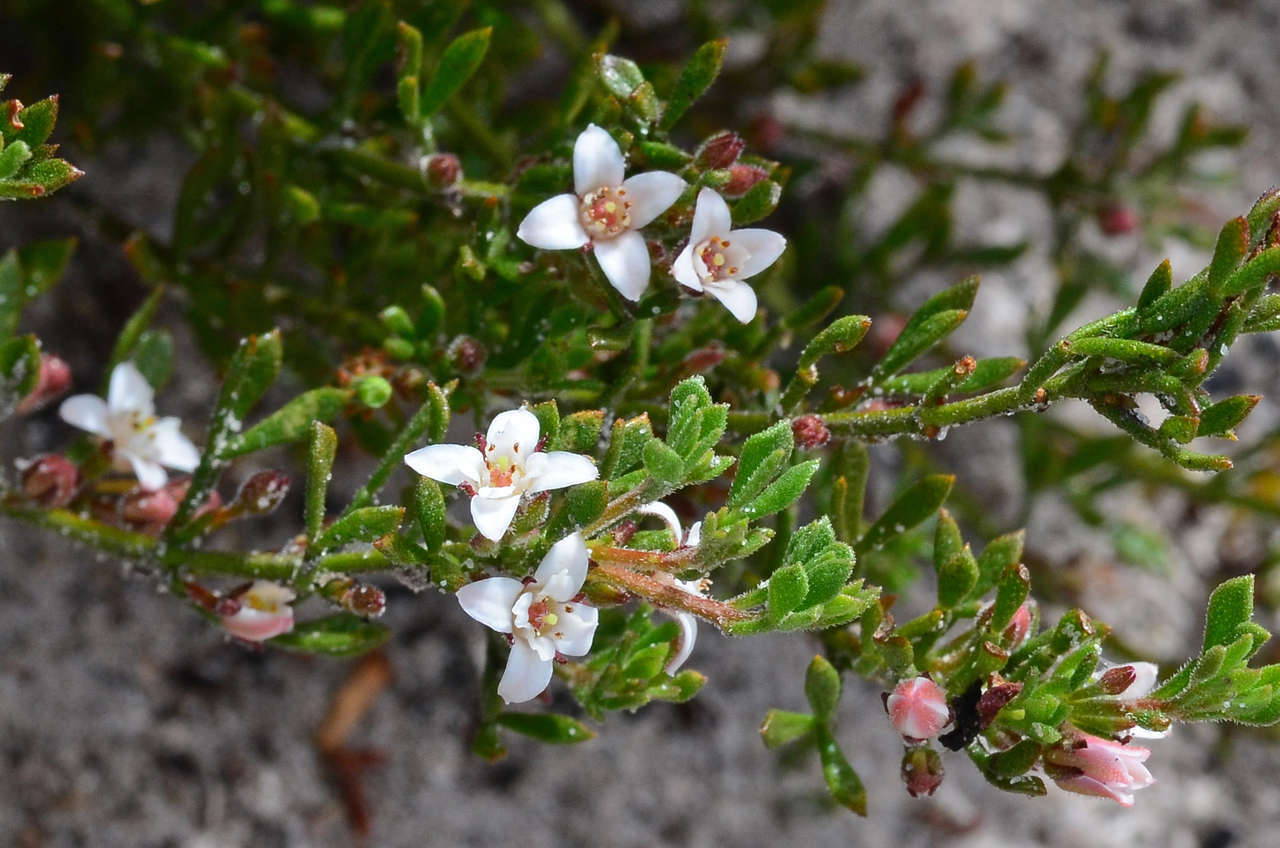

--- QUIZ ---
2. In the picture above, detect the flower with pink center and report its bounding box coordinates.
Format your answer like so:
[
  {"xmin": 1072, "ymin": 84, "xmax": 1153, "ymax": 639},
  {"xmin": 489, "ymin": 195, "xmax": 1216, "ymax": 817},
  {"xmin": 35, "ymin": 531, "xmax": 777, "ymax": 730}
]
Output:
[
  {"xmin": 671, "ymin": 187, "xmax": 786, "ymax": 324},
  {"xmin": 517, "ymin": 124, "xmax": 686, "ymax": 301},
  {"xmin": 1044, "ymin": 731, "xmax": 1156, "ymax": 807},
  {"xmin": 219, "ymin": 581, "xmax": 296, "ymax": 642},
  {"xmin": 885, "ymin": 676, "xmax": 952, "ymax": 742},
  {"xmin": 455, "ymin": 532, "xmax": 599, "ymax": 703},
  {"xmin": 403, "ymin": 407, "xmax": 598, "ymax": 541},
  {"xmin": 58, "ymin": 361, "xmax": 199, "ymax": 491}
]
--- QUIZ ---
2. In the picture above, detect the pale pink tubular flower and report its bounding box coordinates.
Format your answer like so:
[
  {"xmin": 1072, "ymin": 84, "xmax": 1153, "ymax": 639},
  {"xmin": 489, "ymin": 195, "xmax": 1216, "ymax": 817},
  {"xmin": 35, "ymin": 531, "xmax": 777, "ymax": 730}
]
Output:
[
  {"xmin": 220, "ymin": 581, "xmax": 296, "ymax": 642},
  {"xmin": 517, "ymin": 124, "xmax": 686, "ymax": 301},
  {"xmin": 886, "ymin": 676, "xmax": 952, "ymax": 742},
  {"xmin": 1044, "ymin": 731, "xmax": 1156, "ymax": 807},
  {"xmin": 671, "ymin": 187, "xmax": 787, "ymax": 323},
  {"xmin": 455, "ymin": 532, "xmax": 599, "ymax": 704},
  {"xmin": 403, "ymin": 407, "xmax": 598, "ymax": 541},
  {"xmin": 58, "ymin": 361, "xmax": 199, "ymax": 491}
]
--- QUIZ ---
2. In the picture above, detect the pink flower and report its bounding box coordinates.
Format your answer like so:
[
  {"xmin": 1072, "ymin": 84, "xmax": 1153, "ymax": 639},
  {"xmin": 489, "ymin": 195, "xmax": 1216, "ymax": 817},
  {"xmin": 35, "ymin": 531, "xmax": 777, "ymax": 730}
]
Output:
[
  {"xmin": 1044, "ymin": 731, "xmax": 1155, "ymax": 807},
  {"xmin": 886, "ymin": 676, "xmax": 952, "ymax": 742},
  {"xmin": 17, "ymin": 353, "xmax": 71, "ymax": 414},
  {"xmin": 219, "ymin": 581, "xmax": 296, "ymax": 642}
]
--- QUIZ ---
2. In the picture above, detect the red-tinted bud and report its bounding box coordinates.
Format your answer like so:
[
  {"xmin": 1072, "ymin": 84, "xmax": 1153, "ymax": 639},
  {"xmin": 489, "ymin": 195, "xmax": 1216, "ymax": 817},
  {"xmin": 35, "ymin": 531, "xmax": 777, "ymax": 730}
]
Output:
[
  {"xmin": 680, "ymin": 344, "xmax": 725, "ymax": 376},
  {"xmin": 17, "ymin": 354, "xmax": 72, "ymax": 414},
  {"xmin": 900, "ymin": 746, "xmax": 945, "ymax": 798},
  {"xmin": 231, "ymin": 470, "xmax": 291, "ymax": 516},
  {"xmin": 723, "ymin": 164, "xmax": 769, "ymax": 197},
  {"xmin": 695, "ymin": 131, "xmax": 745, "ymax": 170},
  {"xmin": 345, "ymin": 584, "xmax": 387, "ymax": 618},
  {"xmin": 1098, "ymin": 665, "xmax": 1138, "ymax": 696},
  {"xmin": 20, "ymin": 454, "xmax": 78, "ymax": 507},
  {"xmin": 447, "ymin": 335, "xmax": 486, "ymax": 374},
  {"xmin": 120, "ymin": 487, "xmax": 180, "ymax": 529},
  {"xmin": 424, "ymin": 153, "xmax": 461, "ymax": 189},
  {"xmin": 1098, "ymin": 204, "xmax": 1138, "ymax": 236},
  {"xmin": 1004, "ymin": 602, "xmax": 1033, "ymax": 648},
  {"xmin": 977, "ymin": 680, "xmax": 1023, "ymax": 729},
  {"xmin": 791, "ymin": 415, "xmax": 831, "ymax": 449}
]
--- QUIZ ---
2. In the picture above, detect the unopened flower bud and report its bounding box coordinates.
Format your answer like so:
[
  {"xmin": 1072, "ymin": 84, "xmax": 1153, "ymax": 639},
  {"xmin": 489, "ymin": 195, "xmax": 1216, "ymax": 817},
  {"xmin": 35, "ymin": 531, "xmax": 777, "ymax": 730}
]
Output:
[
  {"xmin": 120, "ymin": 486, "xmax": 180, "ymax": 528},
  {"xmin": 232, "ymin": 470, "xmax": 291, "ymax": 516},
  {"xmin": 1098, "ymin": 204, "xmax": 1138, "ymax": 236},
  {"xmin": 447, "ymin": 334, "xmax": 486, "ymax": 374},
  {"xmin": 900, "ymin": 746, "xmax": 945, "ymax": 798},
  {"xmin": 791, "ymin": 414, "xmax": 831, "ymax": 449},
  {"xmin": 680, "ymin": 344, "xmax": 725, "ymax": 375},
  {"xmin": 346, "ymin": 584, "xmax": 386, "ymax": 618},
  {"xmin": 1004, "ymin": 602, "xmax": 1033, "ymax": 647},
  {"xmin": 695, "ymin": 130, "xmax": 745, "ymax": 170},
  {"xmin": 20, "ymin": 454, "xmax": 78, "ymax": 507},
  {"xmin": 424, "ymin": 153, "xmax": 461, "ymax": 189},
  {"xmin": 354, "ymin": 375, "xmax": 393, "ymax": 409},
  {"xmin": 723, "ymin": 164, "xmax": 769, "ymax": 197},
  {"xmin": 886, "ymin": 676, "xmax": 952, "ymax": 742},
  {"xmin": 977, "ymin": 680, "xmax": 1023, "ymax": 729},
  {"xmin": 17, "ymin": 354, "xmax": 72, "ymax": 414},
  {"xmin": 1099, "ymin": 664, "xmax": 1138, "ymax": 696}
]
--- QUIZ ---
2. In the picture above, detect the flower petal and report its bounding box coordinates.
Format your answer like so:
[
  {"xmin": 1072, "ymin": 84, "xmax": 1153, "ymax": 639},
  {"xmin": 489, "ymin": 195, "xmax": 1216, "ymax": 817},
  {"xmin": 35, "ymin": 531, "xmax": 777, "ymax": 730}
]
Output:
[
  {"xmin": 594, "ymin": 230, "xmax": 650, "ymax": 301},
  {"xmin": 573, "ymin": 124, "xmax": 626, "ymax": 195},
  {"xmin": 471, "ymin": 493, "xmax": 521, "ymax": 541},
  {"xmin": 622, "ymin": 171, "xmax": 686, "ymax": 229},
  {"xmin": 1054, "ymin": 774, "xmax": 1135, "ymax": 807},
  {"xmin": 525, "ymin": 451, "xmax": 599, "ymax": 494},
  {"xmin": 59, "ymin": 394, "xmax": 110, "ymax": 437},
  {"xmin": 516, "ymin": 193, "xmax": 590, "ymax": 250},
  {"xmin": 151, "ymin": 418, "xmax": 200, "ymax": 471},
  {"xmin": 1119, "ymin": 661, "xmax": 1160, "ymax": 699},
  {"xmin": 705, "ymin": 279, "xmax": 758, "ymax": 324},
  {"xmin": 552, "ymin": 605, "xmax": 598, "ymax": 656},
  {"xmin": 666, "ymin": 611, "xmax": 698, "ymax": 674},
  {"xmin": 128, "ymin": 455, "xmax": 169, "ymax": 491},
  {"xmin": 455, "ymin": 577, "xmax": 524, "ymax": 634},
  {"xmin": 498, "ymin": 639, "xmax": 555, "ymax": 704},
  {"xmin": 637, "ymin": 501, "xmax": 682, "ymax": 544},
  {"xmin": 485, "ymin": 408, "xmax": 541, "ymax": 465},
  {"xmin": 404, "ymin": 444, "xmax": 486, "ymax": 487},
  {"xmin": 534, "ymin": 531, "xmax": 589, "ymax": 597},
  {"xmin": 726, "ymin": 227, "xmax": 787, "ymax": 279},
  {"xmin": 107, "ymin": 361, "xmax": 155, "ymax": 417},
  {"xmin": 671, "ymin": 242, "xmax": 702, "ymax": 291},
  {"xmin": 690, "ymin": 186, "xmax": 732, "ymax": 245},
  {"xmin": 222, "ymin": 608, "xmax": 294, "ymax": 642}
]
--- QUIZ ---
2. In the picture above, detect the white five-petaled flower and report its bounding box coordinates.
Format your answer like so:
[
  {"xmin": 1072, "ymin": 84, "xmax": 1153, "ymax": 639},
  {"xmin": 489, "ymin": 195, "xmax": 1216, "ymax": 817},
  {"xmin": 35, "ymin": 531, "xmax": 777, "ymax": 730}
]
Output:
[
  {"xmin": 403, "ymin": 408, "xmax": 598, "ymax": 541},
  {"xmin": 58, "ymin": 361, "xmax": 200, "ymax": 491},
  {"xmin": 672, "ymin": 187, "xmax": 787, "ymax": 324},
  {"xmin": 220, "ymin": 580, "xmax": 296, "ymax": 643},
  {"xmin": 456, "ymin": 532, "xmax": 599, "ymax": 703},
  {"xmin": 517, "ymin": 124, "xmax": 686, "ymax": 301},
  {"xmin": 636, "ymin": 501, "xmax": 706, "ymax": 674}
]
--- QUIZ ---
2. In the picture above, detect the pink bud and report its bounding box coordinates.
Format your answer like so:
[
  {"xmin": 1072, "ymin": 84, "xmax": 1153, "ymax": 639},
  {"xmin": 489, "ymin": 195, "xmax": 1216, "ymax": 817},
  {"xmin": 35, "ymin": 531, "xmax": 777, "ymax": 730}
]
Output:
[
  {"xmin": 1098, "ymin": 204, "xmax": 1138, "ymax": 236},
  {"xmin": 220, "ymin": 580, "xmax": 296, "ymax": 642},
  {"xmin": 345, "ymin": 584, "xmax": 386, "ymax": 618},
  {"xmin": 17, "ymin": 354, "xmax": 72, "ymax": 414},
  {"xmin": 1044, "ymin": 731, "xmax": 1155, "ymax": 807},
  {"xmin": 723, "ymin": 164, "xmax": 769, "ymax": 197},
  {"xmin": 900, "ymin": 746, "xmax": 945, "ymax": 798},
  {"xmin": 20, "ymin": 454, "xmax": 78, "ymax": 507},
  {"xmin": 120, "ymin": 487, "xmax": 180, "ymax": 529},
  {"xmin": 977, "ymin": 680, "xmax": 1023, "ymax": 729},
  {"xmin": 231, "ymin": 470, "xmax": 291, "ymax": 516},
  {"xmin": 695, "ymin": 131, "xmax": 745, "ymax": 170},
  {"xmin": 791, "ymin": 415, "xmax": 831, "ymax": 449},
  {"xmin": 424, "ymin": 153, "xmax": 461, "ymax": 189},
  {"xmin": 447, "ymin": 335, "xmax": 486, "ymax": 374},
  {"xmin": 886, "ymin": 676, "xmax": 952, "ymax": 742},
  {"xmin": 1005, "ymin": 602, "xmax": 1032, "ymax": 647}
]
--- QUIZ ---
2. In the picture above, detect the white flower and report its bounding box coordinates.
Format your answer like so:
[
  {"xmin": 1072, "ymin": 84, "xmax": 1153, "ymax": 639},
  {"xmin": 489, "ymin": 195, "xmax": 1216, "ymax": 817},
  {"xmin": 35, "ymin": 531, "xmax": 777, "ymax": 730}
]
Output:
[
  {"xmin": 403, "ymin": 408, "xmax": 598, "ymax": 541},
  {"xmin": 672, "ymin": 187, "xmax": 787, "ymax": 323},
  {"xmin": 636, "ymin": 501, "xmax": 706, "ymax": 674},
  {"xmin": 58, "ymin": 361, "xmax": 200, "ymax": 491},
  {"xmin": 516, "ymin": 124, "xmax": 686, "ymax": 301},
  {"xmin": 456, "ymin": 532, "xmax": 599, "ymax": 703},
  {"xmin": 220, "ymin": 581, "xmax": 296, "ymax": 642}
]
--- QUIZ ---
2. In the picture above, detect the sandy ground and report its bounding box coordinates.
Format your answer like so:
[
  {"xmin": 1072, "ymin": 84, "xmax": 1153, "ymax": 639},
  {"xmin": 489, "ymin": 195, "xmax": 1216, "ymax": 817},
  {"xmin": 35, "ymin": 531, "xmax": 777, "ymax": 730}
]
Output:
[{"xmin": 5, "ymin": 1, "xmax": 1280, "ymax": 845}]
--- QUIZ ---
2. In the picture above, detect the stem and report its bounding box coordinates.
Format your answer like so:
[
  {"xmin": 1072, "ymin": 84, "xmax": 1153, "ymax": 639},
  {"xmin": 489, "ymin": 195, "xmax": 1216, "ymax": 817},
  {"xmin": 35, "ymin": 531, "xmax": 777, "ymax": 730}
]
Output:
[
  {"xmin": 588, "ymin": 562, "xmax": 751, "ymax": 629},
  {"xmin": 587, "ymin": 542, "xmax": 699, "ymax": 573}
]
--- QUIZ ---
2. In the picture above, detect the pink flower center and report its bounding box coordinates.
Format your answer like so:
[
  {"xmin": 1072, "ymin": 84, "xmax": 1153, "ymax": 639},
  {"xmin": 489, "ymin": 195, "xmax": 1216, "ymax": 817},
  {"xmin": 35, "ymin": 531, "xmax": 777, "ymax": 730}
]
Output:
[
  {"xmin": 526, "ymin": 598, "xmax": 560, "ymax": 634},
  {"xmin": 579, "ymin": 185, "xmax": 632, "ymax": 239},
  {"xmin": 696, "ymin": 236, "xmax": 738, "ymax": 282}
]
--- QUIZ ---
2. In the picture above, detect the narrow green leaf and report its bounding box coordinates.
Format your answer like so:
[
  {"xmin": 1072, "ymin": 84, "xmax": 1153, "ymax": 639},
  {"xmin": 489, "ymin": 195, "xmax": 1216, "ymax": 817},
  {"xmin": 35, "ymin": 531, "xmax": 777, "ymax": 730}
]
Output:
[
  {"xmin": 222, "ymin": 387, "xmax": 349, "ymax": 457},
  {"xmin": 731, "ymin": 179, "xmax": 782, "ymax": 225},
  {"xmin": 938, "ymin": 547, "xmax": 979, "ymax": 608},
  {"xmin": 596, "ymin": 54, "xmax": 645, "ymax": 99},
  {"xmin": 760, "ymin": 709, "xmax": 815, "ymax": 748},
  {"xmin": 272, "ymin": 613, "xmax": 390, "ymax": 657},
  {"xmin": 1208, "ymin": 216, "xmax": 1249, "ymax": 296},
  {"xmin": 805, "ymin": 655, "xmax": 842, "ymax": 719},
  {"xmin": 642, "ymin": 439, "xmax": 685, "ymax": 485},
  {"xmin": 768, "ymin": 563, "xmax": 809, "ymax": 621},
  {"xmin": 729, "ymin": 420, "xmax": 793, "ymax": 506},
  {"xmin": 306, "ymin": 421, "xmax": 338, "ymax": 547},
  {"xmin": 855, "ymin": 474, "xmax": 954, "ymax": 555},
  {"xmin": 874, "ymin": 309, "xmax": 968, "ymax": 378},
  {"xmin": 797, "ymin": 315, "xmax": 872, "ymax": 371},
  {"xmin": 1198, "ymin": 395, "xmax": 1260, "ymax": 437},
  {"xmin": 107, "ymin": 287, "xmax": 166, "ymax": 376},
  {"xmin": 975, "ymin": 530, "xmax": 1025, "ymax": 596},
  {"xmin": 601, "ymin": 414, "xmax": 653, "ymax": 479},
  {"xmin": 816, "ymin": 724, "xmax": 866, "ymax": 816},
  {"xmin": 420, "ymin": 27, "xmax": 491, "ymax": 117},
  {"xmin": 554, "ymin": 410, "xmax": 606, "ymax": 454},
  {"xmin": 1137, "ymin": 259, "xmax": 1173, "ymax": 314},
  {"xmin": 933, "ymin": 508, "xmax": 964, "ymax": 571},
  {"xmin": 496, "ymin": 713, "xmax": 595, "ymax": 744},
  {"xmin": 0, "ymin": 140, "xmax": 31, "ymax": 180},
  {"xmin": 412, "ymin": 477, "xmax": 447, "ymax": 553},
  {"xmin": 991, "ymin": 563, "xmax": 1031, "ymax": 631},
  {"xmin": 315, "ymin": 506, "xmax": 405, "ymax": 552},
  {"xmin": 661, "ymin": 38, "xmax": 728, "ymax": 130},
  {"xmin": 743, "ymin": 460, "xmax": 820, "ymax": 518},
  {"xmin": 11, "ymin": 96, "xmax": 59, "ymax": 147},
  {"xmin": 1203, "ymin": 575, "xmax": 1255, "ymax": 652},
  {"xmin": 1220, "ymin": 245, "xmax": 1280, "ymax": 297}
]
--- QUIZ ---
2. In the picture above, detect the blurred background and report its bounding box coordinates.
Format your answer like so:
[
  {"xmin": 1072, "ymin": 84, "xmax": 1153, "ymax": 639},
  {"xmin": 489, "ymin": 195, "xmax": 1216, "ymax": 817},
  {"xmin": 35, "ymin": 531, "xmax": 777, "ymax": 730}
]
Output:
[{"xmin": 3, "ymin": 0, "xmax": 1280, "ymax": 845}]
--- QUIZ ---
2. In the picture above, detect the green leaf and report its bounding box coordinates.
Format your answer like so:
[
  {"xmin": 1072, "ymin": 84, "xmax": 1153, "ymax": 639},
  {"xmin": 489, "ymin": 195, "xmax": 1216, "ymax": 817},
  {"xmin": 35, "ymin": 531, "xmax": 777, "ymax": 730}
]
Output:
[
  {"xmin": 991, "ymin": 563, "xmax": 1031, "ymax": 631},
  {"xmin": 797, "ymin": 315, "xmax": 873, "ymax": 371},
  {"xmin": 874, "ymin": 308, "xmax": 969, "ymax": 378},
  {"xmin": 420, "ymin": 27, "xmax": 491, "ymax": 117},
  {"xmin": 760, "ymin": 709, "xmax": 815, "ymax": 748},
  {"xmin": 975, "ymin": 530, "xmax": 1025, "ymax": 596},
  {"xmin": 222, "ymin": 387, "xmax": 349, "ymax": 457},
  {"xmin": 1203, "ymin": 575, "xmax": 1255, "ymax": 652},
  {"xmin": 1137, "ymin": 259, "xmax": 1173, "ymax": 314},
  {"xmin": 855, "ymin": 474, "xmax": 954, "ymax": 556},
  {"xmin": 530, "ymin": 399, "xmax": 560, "ymax": 446},
  {"xmin": 1220, "ymin": 245, "xmax": 1280, "ymax": 298},
  {"xmin": 306, "ymin": 422, "xmax": 338, "ymax": 546},
  {"xmin": 661, "ymin": 38, "xmax": 727, "ymax": 130},
  {"xmin": 642, "ymin": 439, "xmax": 685, "ymax": 485},
  {"xmin": 938, "ymin": 547, "xmax": 979, "ymax": 608},
  {"xmin": 107, "ymin": 287, "xmax": 166, "ymax": 375},
  {"xmin": 831, "ymin": 441, "xmax": 869, "ymax": 542},
  {"xmin": 412, "ymin": 477, "xmax": 447, "ymax": 553},
  {"xmin": 933, "ymin": 508, "xmax": 964, "ymax": 571},
  {"xmin": 637, "ymin": 140, "xmax": 691, "ymax": 169},
  {"xmin": 272, "ymin": 613, "xmax": 390, "ymax": 657},
  {"xmin": 804, "ymin": 655, "xmax": 841, "ymax": 719},
  {"xmin": 554, "ymin": 410, "xmax": 606, "ymax": 454},
  {"xmin": 878, "ymin": 356, "xmax": 1023, "ymax": 397},
  {"xmin": 349, "ymin": 381, "xmax": 452, "ymax": 511},
  {"xmin": 731, "ymin": 179, "xmax": 782, "ymax": 225},
  {"xmin": 1208, "ymin": 216, "xmax": 1249, "ymax": 296},
  {"xmin": 816, "ymin": 724, "xmax": 866, "ymax": 816},
  {"xmin": 1199, "ymin": 395, "xmax": 1260, "ymax": 437},
  {"xmin": 0, "ymin": 140, "xmax": 31, "ymax": 180},
  {"xmin": 729, "ymin": 420, "xmax": 793, "ymax": 507},
  {"xmin": 315, "ymin": 506, "xmax": 405, "ymax": 552},
  {"xmin": 0, "ymin": 334, "xmax": 41, "ymax": 400},
  {"xmin": 743, "ymin": 460, "xmax": 820, "ymax": 518},
  {"xmin": 768, "ymin": 563, "xmax": 809, "ymax": 621},
  {"xmin": 596, "ymin": 54, "xmax": 645, "ymax": 99},
  {"xmin": 395, "ymin": 21, "xmax": 423, "ymax": 123},
  {"xmin": 10, "ymin": 96, "xmax": 59, "ymax": 147},
  {"xmin": 801, "ymin": 548, "xmax": 854, "ymax": 609},
  {"xmin": 496, "ymin": 712, "xmax": 595, "ymax": 744},
  {"xmin": 601, "ymin": 414, "xmax": 653, "ymax": 479}
]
